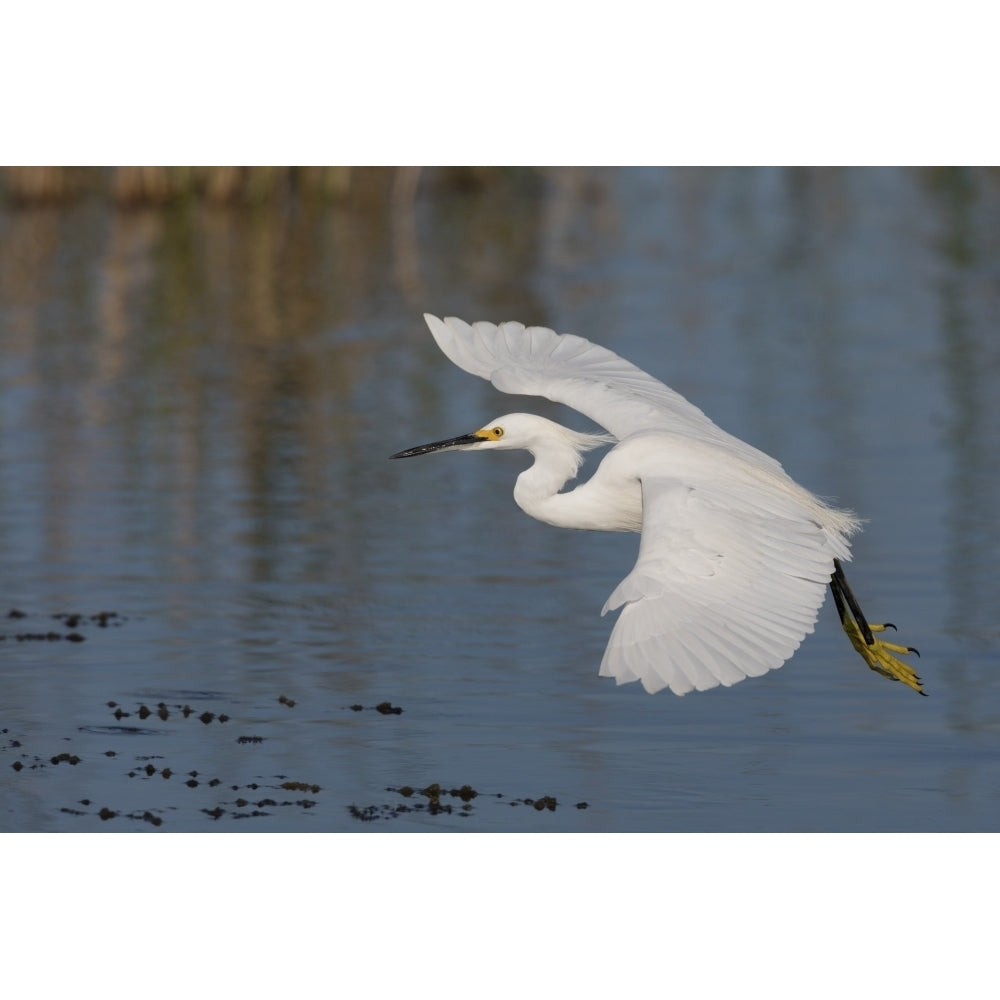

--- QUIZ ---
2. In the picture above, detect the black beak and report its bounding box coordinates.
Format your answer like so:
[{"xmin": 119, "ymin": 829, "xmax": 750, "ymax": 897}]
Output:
[{"xmin": 389, "ymin": 432, "xmax": 482, "ymax": 459}]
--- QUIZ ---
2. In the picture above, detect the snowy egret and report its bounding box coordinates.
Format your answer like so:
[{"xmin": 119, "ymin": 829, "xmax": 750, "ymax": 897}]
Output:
[{"xmin": 391, "ymin": 314, "xmax": 923, "ymax": 697}]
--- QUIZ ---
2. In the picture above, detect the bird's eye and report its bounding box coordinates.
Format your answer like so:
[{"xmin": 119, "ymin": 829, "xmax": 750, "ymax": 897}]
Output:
[{"xmin": 491, "ymin": 427, "xmax": 504, "ymax": 439}]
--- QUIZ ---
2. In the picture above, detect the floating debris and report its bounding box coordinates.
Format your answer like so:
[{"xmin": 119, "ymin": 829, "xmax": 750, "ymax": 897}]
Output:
[
  {"xmin": 349, "ymin": 783, "xmax": 573, "ymax": 823},
  {"xmin": 78, "ymin": 725, "xmax": 161, "ymax": 736},
  {"xmin": 64, "ymin": 802, "xmax": 163, "ymax": 826},
  {"xmin": 281, "ymin": 781, "xmax": 321, "ymax": 794},
  {"xmin": 7, "ymin": 688, "xmax": 592, "ymax": 831},
  {"xmin": 1, "ymin": 609, "xmax": 127, "ymax": 642},
  {"xmin": 14, "ymin": 632, "xmax": 74, "ymax": 642},
  {"xmin": 348, "ymin": 702, "xmax": 404, "ymax": 715}
]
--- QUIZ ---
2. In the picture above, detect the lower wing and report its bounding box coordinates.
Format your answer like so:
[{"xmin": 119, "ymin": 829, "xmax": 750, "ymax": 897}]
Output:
[{"xmin": 599, "ymin": 476, "xmax": 843, "ymax": 695}]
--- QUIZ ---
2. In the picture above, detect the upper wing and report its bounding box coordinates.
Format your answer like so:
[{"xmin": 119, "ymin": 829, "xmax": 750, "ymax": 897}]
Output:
[
  {"xmin": 424, "ymin": 314, "xmax": 782, "ymax": 470},
  {"xmin": 599, "ymin": 474, "xmax": 842, "ymax": 695}
]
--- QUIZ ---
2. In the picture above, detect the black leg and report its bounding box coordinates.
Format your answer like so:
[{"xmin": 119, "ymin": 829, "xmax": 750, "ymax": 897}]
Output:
[{"xmin": 831, "ymin": 558, "xmax": 874, "ymax": 645}]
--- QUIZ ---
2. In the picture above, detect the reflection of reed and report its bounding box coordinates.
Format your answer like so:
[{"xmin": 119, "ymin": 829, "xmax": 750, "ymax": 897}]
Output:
[
  {"xmin": 5, "ymin": 169, "xmax": 1000, "ymax": 662},
  {"xmin": 391, "ymin": 165, "xmax": 422, "ymax": 300},
  {"xmin": 0, "ymin": 206, "xmax": 63, "ymax": 337},
  {"xmin": 0, "ymin": 167, "xmax": 487, "ymax": 583},
  {"xmin": 930, "ymin": 168, "xmax": 1000, "ymax": 658}
]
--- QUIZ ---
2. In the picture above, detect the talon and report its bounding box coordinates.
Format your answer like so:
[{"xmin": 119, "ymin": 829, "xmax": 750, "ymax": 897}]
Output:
[
  {"xmin": 830, "ymin": 561, "xmax": 924, "ymax": 696},
  {"xmin": 868, "ymin": 622, "xmax": 897, "ymax": 637}
]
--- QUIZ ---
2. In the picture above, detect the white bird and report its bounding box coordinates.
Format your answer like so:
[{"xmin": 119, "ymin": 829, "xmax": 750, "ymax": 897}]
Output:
[{"xmin": 391, "ymin": 314, "xmax": 923, "ymax": 697}]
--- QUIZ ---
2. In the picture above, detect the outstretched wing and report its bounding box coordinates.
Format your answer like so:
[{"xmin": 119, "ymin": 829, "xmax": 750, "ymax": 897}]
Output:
[
  {"xmin": 424, "ymin": 314, "xmax": 781, "ymax": 469},
  {"xmin": 599, "ymin": 474, "xmax": 841, "ymax": 695}
]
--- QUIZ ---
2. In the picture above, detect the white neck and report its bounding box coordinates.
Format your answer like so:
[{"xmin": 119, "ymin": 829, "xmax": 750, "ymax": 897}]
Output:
[
  {"xmin": 513, "ymin": 439, "xmax": 584, "ymax": 528},
  {"xmin": 512, "ymin": 438, "xmax": 638, "ymax": 532}
]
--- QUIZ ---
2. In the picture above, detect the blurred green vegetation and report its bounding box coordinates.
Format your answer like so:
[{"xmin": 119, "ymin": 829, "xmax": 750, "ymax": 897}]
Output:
[{"xmin": 0, "ymin": 166, "xmax": 542, "ymax": 207}]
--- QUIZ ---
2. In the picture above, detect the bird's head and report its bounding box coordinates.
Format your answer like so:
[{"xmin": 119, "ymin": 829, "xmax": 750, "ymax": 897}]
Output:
[
  {"xmin": 388, "ymin": 414, "xmax": 532, "ymax": 459},
  {"xmin": 390, "ymin": 413, "xmax": 613, "ymax": 460}
]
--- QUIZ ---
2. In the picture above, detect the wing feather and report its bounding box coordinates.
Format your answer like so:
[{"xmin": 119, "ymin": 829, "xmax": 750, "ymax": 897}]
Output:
[
  {"xmin": 600, "ymin": 476, "xmax": 836, "ymax": 695},
  {"xmin": 424, "ymin": 314, "xmax": 782, "ymax": 470}
]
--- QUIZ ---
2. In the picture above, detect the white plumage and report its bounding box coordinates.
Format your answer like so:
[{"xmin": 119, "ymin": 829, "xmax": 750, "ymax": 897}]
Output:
[{"xmin": 391, "ymin": 314, "xmax": 877, "ymax": 696}]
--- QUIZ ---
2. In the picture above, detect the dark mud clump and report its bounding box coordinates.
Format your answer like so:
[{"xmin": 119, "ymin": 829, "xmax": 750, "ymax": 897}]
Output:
[
  {"xmin": 349, "ymin": 702, "xmax": 404, "ymax": 715},
  {"xmin": 1, "ymin": 608, "xmax": 127, "ymax": 643},
  {"xmin": 347, "ymin": 783, "xmax": 578, "ymax": 823}
]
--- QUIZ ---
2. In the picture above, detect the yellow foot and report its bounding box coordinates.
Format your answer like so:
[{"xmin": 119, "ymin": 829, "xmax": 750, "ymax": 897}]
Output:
[
  {"xmin": 830, "ymin": 559, "xmax": 926, "ymax": 696},
  {"xmin": 841, "ymin": 619, "xmax": 925, "ymax": 695}
]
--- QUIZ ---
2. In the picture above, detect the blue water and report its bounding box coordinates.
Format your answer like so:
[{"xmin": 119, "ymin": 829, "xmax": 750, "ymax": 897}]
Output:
[{"xmin": 2, "ymin": 167, "xmax": 999, "ymax": 831}]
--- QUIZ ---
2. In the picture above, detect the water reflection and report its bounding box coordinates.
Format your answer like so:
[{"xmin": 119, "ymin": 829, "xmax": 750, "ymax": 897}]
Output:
[
  {"xmin": 929, "ymin": 168, "xmax": 1000, "ymax": 733},
  {"xmin": 1, "ymin": 167, "xmax": 1000, "ymax": 831}
]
